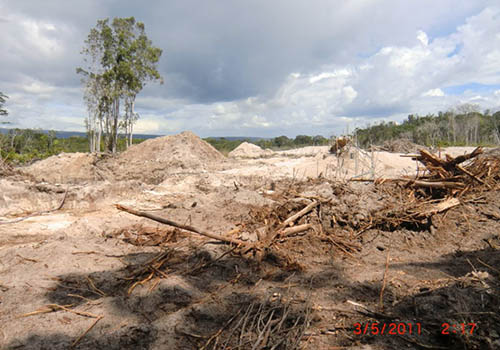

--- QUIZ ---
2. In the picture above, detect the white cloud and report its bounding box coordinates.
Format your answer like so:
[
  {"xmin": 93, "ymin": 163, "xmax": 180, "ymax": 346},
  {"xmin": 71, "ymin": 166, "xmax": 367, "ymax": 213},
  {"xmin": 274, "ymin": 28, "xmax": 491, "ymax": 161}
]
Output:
[
  {"xmin": 134, "ymin": 119, "xmax": 161, "ymax": 134},
  {"xmin": 309, "ymin": 69, "xmax": 352, "ymax": 84},
  {"xmin": 243, "ymin": 115, "xmax": 272, "ymax": 128},
  {"xmin": 20, "ymin": 19, "xmax": 62, "ymax": 56},
  {"xmin": 22, "ymin": 80, "xmax": 56, "ymax": 95},
  {"xmin": 416, "ymin": 30, "xmax": 429, "ymax": 46},
  {"xmin": 422, "ymin": 88, "xmax": 445, "ymax": 97}
]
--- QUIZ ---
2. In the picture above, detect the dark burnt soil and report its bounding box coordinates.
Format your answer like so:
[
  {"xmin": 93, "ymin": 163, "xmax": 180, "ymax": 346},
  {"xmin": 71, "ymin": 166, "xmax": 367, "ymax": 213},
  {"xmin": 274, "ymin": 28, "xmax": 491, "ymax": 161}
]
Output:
[{"xmin": 2, "ymin": 180, "xmax": 499, "ymax": 350}]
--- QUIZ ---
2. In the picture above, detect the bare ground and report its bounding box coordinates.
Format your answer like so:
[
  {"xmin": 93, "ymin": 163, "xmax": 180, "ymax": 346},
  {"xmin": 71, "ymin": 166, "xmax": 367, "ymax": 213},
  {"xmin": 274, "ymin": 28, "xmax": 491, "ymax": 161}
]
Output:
[{"xmin": 0, "ymin": 135, "xmax": 498, "ymax": 350}]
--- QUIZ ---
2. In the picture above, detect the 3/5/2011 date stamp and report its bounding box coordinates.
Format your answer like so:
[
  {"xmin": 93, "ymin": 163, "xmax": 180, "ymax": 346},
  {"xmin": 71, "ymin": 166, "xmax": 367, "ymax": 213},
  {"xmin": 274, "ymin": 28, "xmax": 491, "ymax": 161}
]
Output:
[
  {"xmin": 353, "ymin": 322, "xmax": 477, "ymax": 336},
  {"xmin": 354, "ymin": 322, "xmax": 422, "ymax": 336}
]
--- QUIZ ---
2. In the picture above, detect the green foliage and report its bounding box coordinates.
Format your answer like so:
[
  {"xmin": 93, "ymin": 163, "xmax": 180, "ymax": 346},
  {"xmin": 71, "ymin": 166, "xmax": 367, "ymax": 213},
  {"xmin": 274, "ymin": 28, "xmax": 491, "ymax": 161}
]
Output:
[
  {"xmin": 0, "ymin": 128, "xmax": 148, "ymax": 165},
  {"xmin": 78, "ymin": 17, "xmax": 163, "ymax": 153},
  {"xmin": 204, "ymin": 138, "xmax": 244, "ymax": 155},
  {"xmin": 293, "ymin": 135, "xmax": 312, "ymax": 146},
  {"xmin": 273, "ymin": 135, "xmax": 292, "ymax": 148},
  {"xmin": 355, "ymin": 107, "xmax": 500, "ymax": 148}
]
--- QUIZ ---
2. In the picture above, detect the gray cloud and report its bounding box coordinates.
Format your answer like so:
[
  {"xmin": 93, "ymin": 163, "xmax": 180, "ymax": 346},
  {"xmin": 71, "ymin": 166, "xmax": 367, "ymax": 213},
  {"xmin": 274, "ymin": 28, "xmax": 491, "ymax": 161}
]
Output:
[{"xmin": 1, "ymin": 0, "xmax": 499, "ymax": 136}]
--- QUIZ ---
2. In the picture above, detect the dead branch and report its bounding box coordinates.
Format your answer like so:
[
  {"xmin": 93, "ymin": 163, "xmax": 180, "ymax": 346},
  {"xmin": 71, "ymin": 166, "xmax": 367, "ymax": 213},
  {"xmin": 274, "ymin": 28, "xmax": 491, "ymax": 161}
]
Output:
[
  {"xmin": 281, "ymin": 223, "xmax": 314, "ymax": 237},
  {"xmin": 115, "ymin": 204, "xmax": 254, "ymax": 249},
  {"xmin": 379, "ymin": 251, "xmax": 390, "ymax": 310},
  {"xmin": 282, "ymin": 201, "xmax": 319, "ymax": 227},
  {"xmin": 71, "ymin": 316, "xmax": 103, "ymax": 348},
  {"xmin": 19, "ymin": 303, "xmax": 100, "ymax": 319},
  {"xmin": 446, "ymin": 147, "xmax": 483, "ymax": 167},
  {"xmin": 417, "ymin": 197, "xmax": 460, "ymax": 217},
  {"xmin": 406, "ymin": 180, "xmax": 465, "ymax": 189},
  {"xmin": 456, "ymin": 164, "xmax": 490, "ymax": 188}
]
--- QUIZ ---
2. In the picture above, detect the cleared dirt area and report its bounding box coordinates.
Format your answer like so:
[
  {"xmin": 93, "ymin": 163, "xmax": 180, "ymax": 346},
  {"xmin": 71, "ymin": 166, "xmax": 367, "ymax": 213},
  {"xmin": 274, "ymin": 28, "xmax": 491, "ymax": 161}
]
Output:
[{"xmin": 0, "ymin": 133, "xmax": 499, "ymax": 350}]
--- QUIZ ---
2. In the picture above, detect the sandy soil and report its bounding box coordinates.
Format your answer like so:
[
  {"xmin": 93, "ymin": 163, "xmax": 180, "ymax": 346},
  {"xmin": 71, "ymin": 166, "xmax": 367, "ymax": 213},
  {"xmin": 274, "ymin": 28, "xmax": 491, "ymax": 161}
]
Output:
[
  {"xmin": 228, "ymin": 142, "xmax": 274, "ymax": 159},
  {"xmin": 0, "ymin": 134, "xmax": 498, "ymax": 350}
]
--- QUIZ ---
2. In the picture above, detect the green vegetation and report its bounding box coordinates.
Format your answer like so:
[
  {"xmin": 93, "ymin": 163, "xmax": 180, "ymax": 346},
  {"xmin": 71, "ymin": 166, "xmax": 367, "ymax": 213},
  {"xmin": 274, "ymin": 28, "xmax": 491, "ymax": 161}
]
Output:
[
  {"xmin": 355, "ymin": 105, "xmax": 500, "ymax": 148},
  {"xmin": 255, "ymin": 135, "xmax": 329, "ymax": 150},
  {"xmin": 78, "ymin": 17, "xmax": 163, "ymax": 153},
  {"xmin": 0, "ymin": 129, "xmax": 146, "ymax": 165},
  {"xmin": 203, "ymin": 138, "xmax": 246, "ymax": 155},
  {"xmin": 204, "ymin": 135, "xmax": 330, "ymax": 154}
]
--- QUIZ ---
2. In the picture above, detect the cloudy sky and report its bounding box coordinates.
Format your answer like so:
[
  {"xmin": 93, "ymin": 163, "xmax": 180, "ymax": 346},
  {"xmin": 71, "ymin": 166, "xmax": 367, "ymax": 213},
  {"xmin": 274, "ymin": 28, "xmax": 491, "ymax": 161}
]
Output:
[{"xmin": 1, "ymin": 1, "xmax": 500, "ymax": 137}]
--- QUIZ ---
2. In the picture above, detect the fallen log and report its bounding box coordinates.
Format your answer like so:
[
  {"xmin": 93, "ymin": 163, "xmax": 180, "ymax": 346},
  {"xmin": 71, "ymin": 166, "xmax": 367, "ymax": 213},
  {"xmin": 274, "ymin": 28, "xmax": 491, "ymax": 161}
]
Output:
[
  {"xmin": 348, "ymin": 178, "xmax": 399, "ymax": 182},
  {"xmin": 406, "ymin": 180, "xmax": 465, "ymax": 189},
  {"xmin": 115, "ymin": 204, "xmax": 253, "ymax": 248},
  {"xmin": 349, "ymin": 177, "xmax": 465, "ymax": 189}
]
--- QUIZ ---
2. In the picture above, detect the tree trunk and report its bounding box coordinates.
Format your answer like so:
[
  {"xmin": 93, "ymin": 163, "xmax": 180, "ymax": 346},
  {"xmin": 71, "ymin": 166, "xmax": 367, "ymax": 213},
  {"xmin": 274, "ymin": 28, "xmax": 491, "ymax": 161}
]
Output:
[
  {"xmin": 129, "ymin": 99, "xmax": 135, "ymax": 148},
  {"xmin": 129, "ymin": 123, "xmax": 133, "ymax": 147},
  {"xmin": 89, "ymin": 129, "xmax": 95, "ymax": 153},
  {"xmin": 111, "ymin": 97, "xmax": 119, "ymax": 153},
  {"xmin": 97, "ymin": 122, "xmax": 102, "ymax": 153},
  {"xmin": 475, "ymin": 118, "xmax": 479, "ymax": 144}
]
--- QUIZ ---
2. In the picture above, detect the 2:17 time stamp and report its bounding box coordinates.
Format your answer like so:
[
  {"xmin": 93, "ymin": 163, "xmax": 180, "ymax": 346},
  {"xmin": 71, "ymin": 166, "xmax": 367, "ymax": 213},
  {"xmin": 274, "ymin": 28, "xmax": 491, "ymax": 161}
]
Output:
[
  {"xmin": 442, "ymin": 322, "xmax": 477, "ymax": 335},
  {"xmin": 353, "ymin": 322, "xmax": 477, "ymax": 336}
]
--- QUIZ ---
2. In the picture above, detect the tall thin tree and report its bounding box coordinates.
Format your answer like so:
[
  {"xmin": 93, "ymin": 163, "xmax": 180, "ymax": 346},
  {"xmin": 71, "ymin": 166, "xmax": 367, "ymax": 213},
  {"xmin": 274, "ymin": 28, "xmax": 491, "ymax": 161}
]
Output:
[{"xmin": 77, "ymin": 17, "xmax": 162, "ymax": 153}]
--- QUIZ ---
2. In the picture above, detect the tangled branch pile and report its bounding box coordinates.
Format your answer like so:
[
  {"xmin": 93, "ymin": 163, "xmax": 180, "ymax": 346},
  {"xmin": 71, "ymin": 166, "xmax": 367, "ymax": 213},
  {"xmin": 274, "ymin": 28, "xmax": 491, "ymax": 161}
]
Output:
[
  {"xmin": 410, "ymin": 147, "xmax": 499, "ymax": 194},
  {"xmin": 348, "ymin": 147, "xmax": 500, "ymax": 232}
]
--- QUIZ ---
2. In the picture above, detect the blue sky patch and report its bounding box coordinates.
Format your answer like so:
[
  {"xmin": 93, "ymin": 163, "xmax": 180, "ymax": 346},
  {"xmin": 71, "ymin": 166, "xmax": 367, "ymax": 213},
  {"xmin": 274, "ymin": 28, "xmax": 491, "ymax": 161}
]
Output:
[
  {"xmin": 443, "ymin": 83, "xmax": 500, "ymax": 95},
  {"xmin": 447, "ymin": 43, "xmax": 463, "ymax": 57}
]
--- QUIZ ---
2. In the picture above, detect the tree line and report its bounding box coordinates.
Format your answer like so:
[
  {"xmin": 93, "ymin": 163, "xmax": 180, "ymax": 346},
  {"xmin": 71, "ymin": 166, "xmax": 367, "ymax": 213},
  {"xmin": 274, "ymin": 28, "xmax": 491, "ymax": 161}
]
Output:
[
  {"xmin": 355, "ymin": 104, "xmax": 500, "ymax": 148},
  {"xmin": 0, "ymin": 129, "xmax": 84, "ymax": 163},
  {"xmin": 204, "ymin": 135, "xmax": 330, "ymax": 154},
  {"xmin": 0, "ymin": 128, "xmax": 147, "ymax": 164},
  {"xmin": 2, "ymin": 106, "xmax": 499, "ymax": 165}
]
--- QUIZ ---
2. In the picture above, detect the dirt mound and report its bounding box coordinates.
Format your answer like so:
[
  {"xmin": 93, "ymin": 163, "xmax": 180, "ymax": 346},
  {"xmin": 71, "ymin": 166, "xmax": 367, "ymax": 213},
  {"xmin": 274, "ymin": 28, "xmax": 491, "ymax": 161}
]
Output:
[
  {"xmin": 381, "ymin": 139, "xmax": 427, "ymax": 153},
  {"xmin": 110, "ymin": 131, "xmax": 225, "ymax": 183},
  {"xmin": 228, "ymin": 142, "xmax": 273, "ymax": 158},
  {"xmin": 20, "ymin": 132, "xmax": 225, "ymax": 185},
  {"xmin": 22, "ymin": 153, "xmax": 103, "ymax": 183}
]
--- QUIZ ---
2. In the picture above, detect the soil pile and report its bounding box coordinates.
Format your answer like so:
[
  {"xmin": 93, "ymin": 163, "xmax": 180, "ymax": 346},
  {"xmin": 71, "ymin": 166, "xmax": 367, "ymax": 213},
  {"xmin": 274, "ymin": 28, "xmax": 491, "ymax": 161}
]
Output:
[
  {"xmin": 22, "ymin": 153, "xmax": 103, "ymax": 183},
  {"xmin": 228, "ymin": 142, "xmax": 273, "ymax": 158},
  {"xmin": 110, "ymin": 131, "xmax": 225, "ymax": 183},
  {"xmin": 381, "ymin": 138, "xmax": 426, "ymax": 153}
]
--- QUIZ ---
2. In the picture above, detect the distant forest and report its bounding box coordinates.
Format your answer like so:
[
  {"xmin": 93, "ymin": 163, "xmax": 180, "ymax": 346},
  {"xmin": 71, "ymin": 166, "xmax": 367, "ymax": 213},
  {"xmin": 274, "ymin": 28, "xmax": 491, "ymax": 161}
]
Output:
[
  {"xmin": 355, "ymin": 106, "xmax": 500, "ymax": 148},
  {"xmin": 1, "ymin": 106, "xmax": 499, "ymax": 164}
]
